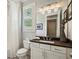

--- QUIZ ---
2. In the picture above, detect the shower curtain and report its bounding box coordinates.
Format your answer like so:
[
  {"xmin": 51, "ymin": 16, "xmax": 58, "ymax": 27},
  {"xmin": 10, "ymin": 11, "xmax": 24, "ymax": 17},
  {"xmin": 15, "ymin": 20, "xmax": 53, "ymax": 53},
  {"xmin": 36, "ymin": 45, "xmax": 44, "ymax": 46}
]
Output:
[{"xmin": 7, "ymin": 0, "xmax": 21, "ymax": 58}]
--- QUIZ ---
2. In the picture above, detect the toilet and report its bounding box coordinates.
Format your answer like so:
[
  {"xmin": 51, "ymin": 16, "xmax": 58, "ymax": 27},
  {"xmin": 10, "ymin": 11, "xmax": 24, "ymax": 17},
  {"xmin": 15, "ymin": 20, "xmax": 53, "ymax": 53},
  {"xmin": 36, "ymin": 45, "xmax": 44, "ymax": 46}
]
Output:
[{"xmin": 16, "ymin": 39, "xmax": 30, "ymax": 59}]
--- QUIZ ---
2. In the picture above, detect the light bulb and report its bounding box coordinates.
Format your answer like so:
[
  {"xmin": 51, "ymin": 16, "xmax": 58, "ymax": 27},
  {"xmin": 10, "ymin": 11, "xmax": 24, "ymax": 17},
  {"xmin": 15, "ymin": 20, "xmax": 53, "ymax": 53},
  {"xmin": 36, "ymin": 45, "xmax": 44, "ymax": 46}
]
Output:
[
  {"xmin": 54, "ymin": 8, "xmax": 58, "ymax": 12},
  {"xmin": 47, "ymin": 9, "xmax": 51, "ymax": 13},
  {"xmin": 39, "ymin": 8, "xmax": 42, "ymax": 12},
  {"xmin": 41, "ymin": 11, "xmax": 45, "ymax": 14}
]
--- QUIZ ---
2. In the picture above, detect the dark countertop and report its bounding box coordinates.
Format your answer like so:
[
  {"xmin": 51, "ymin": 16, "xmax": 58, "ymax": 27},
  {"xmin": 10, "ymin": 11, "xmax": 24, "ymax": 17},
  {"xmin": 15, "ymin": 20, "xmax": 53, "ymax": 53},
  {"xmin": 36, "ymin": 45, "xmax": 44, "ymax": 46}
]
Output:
[{"xmin": 30, "ymin": 39, "xmax": 72, "ymax": 48}]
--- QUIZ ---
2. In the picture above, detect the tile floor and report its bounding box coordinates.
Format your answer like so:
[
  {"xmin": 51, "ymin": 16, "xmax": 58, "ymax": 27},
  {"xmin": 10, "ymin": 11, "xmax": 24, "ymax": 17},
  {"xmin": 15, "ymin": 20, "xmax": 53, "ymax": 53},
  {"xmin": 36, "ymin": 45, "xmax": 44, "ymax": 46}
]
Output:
[
  {"xmin": 7, "ymin": 57, "xmax": 19, "ymax": 59},
  {"xmin": 7, "ymin": 55, "xmax": 30, "ymax": 59}
]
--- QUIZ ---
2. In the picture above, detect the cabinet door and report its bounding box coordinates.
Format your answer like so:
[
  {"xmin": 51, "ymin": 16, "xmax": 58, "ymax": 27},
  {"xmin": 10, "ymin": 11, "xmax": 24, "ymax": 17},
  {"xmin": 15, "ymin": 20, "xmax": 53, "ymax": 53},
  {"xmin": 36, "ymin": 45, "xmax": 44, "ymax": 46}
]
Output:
[
  {"xmin": 53, "ymin": 52, "xmax": 66, "ymax": 59},
  {"xmin": 31, "ymin": 47, "xmax": 44, "ymax": 59},
  {"xmin": 67, "ymin": 48, "xmax": 72, "ymax": 59},
  {"xmin": 45, "ymin": 50, "xmax": 54, "ymax": 59}
]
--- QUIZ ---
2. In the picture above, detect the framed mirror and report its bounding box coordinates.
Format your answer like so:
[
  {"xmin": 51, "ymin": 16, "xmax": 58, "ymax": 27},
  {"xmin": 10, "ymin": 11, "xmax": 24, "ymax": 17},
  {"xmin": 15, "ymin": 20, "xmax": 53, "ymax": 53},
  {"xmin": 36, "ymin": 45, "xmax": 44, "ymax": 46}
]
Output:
[{"xmin": 68, "ymin": 1, "xmax": 72, "ymax": 21}]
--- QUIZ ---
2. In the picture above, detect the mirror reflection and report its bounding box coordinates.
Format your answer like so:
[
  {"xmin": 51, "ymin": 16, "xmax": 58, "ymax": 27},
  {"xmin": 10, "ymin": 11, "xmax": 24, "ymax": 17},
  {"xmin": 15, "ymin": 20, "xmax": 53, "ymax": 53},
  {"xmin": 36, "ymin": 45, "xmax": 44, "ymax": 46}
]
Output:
[{"xmin": 36, "ymin": 0, "xmax": 63, "ymax": 38}]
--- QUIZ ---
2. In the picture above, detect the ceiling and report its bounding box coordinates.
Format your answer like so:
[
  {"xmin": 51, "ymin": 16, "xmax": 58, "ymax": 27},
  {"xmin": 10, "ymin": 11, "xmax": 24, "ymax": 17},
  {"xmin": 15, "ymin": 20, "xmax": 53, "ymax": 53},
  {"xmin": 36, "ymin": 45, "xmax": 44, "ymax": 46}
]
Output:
[
  {"xmin": 19, "ymin": 0, "xmax": 63, "ymax": 3},
  {"xmin": 20, "ymin": 0, "xmax": 62, "ymax": 2},
  {"xmin": 36, "ymin": 0, "xmax": 63, "ymax": 8},
  {"xmin": 8, "ymin": 0, "xmax": 64, "ymax": 7},
  {"xmin": 20, "ymin": 0, "xmax": 64, "ymax": 7}
]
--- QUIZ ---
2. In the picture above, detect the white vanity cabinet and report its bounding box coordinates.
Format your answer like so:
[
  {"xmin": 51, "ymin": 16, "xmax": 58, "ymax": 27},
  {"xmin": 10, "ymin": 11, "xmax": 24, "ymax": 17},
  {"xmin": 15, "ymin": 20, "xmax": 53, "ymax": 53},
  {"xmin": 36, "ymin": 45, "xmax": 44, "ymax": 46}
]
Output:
[
  {"xmin": 53, "ymin": 52, "xmax": 66, "ymax": 59},
  {"xmin": 66, "ymin": 48, "xmax": 72, "ymax": 59},
  {"xmin": 31, "ymin": 47, "xmax": 54, "ymax": 59},
  {"xmin": 30, "ymin": 43, "xmax": 44, "ymax": 59},
  {"xmin": 51, "ymin": 46, "xmax": 66, "ymax": 59},
  {"xmin": 30, "ymin": 42, "xmax": 71, "ymax": 59},
  {"xmin": 44, "ymin": 50, "xmax": 54, "ymax": 59},
  {"xmin": 31, "ymin": 47, "xmax": 44, "ymax": 59}
]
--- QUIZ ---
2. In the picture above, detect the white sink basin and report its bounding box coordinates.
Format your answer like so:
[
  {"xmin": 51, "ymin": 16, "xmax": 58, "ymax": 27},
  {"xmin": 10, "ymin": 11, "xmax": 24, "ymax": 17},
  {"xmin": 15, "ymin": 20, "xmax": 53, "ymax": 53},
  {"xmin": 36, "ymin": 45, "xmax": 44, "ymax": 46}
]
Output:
[{"xmin": 39, "ymin": 40, "xmax": 55, "ymax": 44}]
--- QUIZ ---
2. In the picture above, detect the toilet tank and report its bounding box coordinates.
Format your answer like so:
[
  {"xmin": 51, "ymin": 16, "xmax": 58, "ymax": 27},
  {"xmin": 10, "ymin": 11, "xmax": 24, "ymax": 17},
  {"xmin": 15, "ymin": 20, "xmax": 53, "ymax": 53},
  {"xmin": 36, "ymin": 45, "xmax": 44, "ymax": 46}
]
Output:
[{"xmin": 23, "ymin": 40, "xmax": 30, "ymax": 49}]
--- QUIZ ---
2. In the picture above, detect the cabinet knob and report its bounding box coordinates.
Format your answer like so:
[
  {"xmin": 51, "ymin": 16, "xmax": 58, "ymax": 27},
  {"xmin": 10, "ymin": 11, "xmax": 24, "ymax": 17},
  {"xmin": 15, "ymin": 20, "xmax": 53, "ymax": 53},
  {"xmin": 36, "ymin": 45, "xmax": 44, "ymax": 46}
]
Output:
[
  {"xmin": 70, "ymin": 53, "xmax": 72, "ymax": 57},
  {"xmin": 55, "ymin": 48, "xmax": 61, "ymax": 51}
]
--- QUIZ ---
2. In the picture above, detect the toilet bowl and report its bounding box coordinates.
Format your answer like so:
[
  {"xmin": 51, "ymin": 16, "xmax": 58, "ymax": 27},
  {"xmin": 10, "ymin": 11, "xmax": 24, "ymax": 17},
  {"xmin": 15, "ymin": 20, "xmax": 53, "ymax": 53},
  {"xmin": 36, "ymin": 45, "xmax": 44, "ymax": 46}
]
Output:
[{"xmin": 16, "ymin": 39, "xmax": 30, "ymax": 59}]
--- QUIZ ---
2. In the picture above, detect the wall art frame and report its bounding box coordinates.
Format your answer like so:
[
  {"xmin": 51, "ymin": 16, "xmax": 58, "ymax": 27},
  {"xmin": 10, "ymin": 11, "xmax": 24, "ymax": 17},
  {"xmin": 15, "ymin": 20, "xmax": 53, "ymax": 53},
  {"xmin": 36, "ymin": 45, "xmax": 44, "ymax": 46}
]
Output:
[{"xmin": 36, "ymin": 23, "xmax": 43, "ymax": 30}]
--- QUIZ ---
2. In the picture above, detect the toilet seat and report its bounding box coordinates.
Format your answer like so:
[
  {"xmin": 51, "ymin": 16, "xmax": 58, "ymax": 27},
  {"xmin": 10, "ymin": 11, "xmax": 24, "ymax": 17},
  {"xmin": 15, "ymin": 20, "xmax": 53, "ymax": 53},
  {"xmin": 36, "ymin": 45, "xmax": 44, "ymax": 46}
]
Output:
[{"xmin": 17, "ymin": 48, "xmax": 28, "ymax": 56}]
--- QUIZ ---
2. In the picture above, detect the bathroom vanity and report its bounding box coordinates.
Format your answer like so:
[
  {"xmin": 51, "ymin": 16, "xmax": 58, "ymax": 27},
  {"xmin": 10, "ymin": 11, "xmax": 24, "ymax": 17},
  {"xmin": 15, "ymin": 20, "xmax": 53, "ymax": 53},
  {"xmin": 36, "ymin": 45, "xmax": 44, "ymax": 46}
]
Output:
[
  {"xmin": 30, "ymin": 0, "xmax": 72, "ymax": 59},
  {"xmin": 30, "ymin": 39, "xmax": 72, "ymax": 59}
]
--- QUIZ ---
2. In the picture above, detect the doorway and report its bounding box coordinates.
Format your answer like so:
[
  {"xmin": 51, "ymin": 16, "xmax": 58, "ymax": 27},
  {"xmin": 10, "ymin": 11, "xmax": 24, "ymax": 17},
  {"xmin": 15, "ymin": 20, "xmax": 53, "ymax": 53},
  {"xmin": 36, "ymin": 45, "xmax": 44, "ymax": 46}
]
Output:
[{"xmin": 47, "ymin": 15, "xmax": 57, "ymax": 37}]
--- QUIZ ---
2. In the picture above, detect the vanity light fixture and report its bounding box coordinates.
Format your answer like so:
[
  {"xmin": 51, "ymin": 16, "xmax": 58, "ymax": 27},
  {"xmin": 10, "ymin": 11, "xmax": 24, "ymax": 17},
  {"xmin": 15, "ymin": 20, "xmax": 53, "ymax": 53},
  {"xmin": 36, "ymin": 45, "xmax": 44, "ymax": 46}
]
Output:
[{"xmin": 38, "ymin": 2, "xmax": 62, "ymax": 14}]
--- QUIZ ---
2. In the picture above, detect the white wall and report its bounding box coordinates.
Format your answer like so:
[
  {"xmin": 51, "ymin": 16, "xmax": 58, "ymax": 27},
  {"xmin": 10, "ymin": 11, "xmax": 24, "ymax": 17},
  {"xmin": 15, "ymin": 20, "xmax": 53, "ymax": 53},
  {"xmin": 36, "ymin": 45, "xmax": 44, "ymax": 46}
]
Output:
[
  {"xmin": 68, "ymin": 20, "xmax": 72, "ymax": 40},
  {"xmin": 36, "ymin": 12, "xmax": 47, "ymax": 36}
]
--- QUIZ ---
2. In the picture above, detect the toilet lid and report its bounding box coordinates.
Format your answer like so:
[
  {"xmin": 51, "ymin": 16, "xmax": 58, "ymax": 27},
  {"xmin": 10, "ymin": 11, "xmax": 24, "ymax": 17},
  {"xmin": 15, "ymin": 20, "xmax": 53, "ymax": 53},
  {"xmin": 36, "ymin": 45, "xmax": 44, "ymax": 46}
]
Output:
[{"xmin": 17, "ymin": 48, "xmax": 27, "ymax": 54}]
